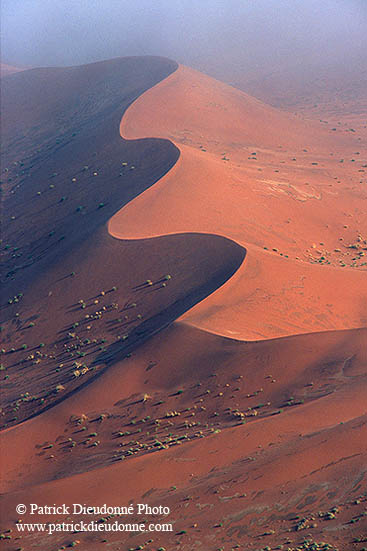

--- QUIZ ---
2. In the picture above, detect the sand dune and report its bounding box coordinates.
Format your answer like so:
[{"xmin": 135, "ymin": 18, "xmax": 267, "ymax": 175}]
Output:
[
  {"xmin": 110, "ymin": 64, "xmax": 367, "ymax": 339},
  {"xmin": 1, "ymin": 323, "xmax": 366, "ymax": 549},
  {"xmin": 1, "ymin": 57, "xmax": 366, "ymax": 551},
  {"xmin": 2, "ymin": 322, "xmax": 366, "ymax": 491}
]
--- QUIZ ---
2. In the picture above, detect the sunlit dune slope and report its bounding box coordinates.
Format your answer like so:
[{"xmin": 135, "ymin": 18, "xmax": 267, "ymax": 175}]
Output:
[
  {"xmin": 109, "ymin": 64, "xmax": 367, "ymax": 339},
  {"xmin": 119, "ymin": 65, "xmax": 347, "ymax": 149},
  {"xmin": 1, "ymin": 323, "xmax": 366, "ymax": 550},
  {"xmin": 183, "ymin": 243, "xmax": 367, "ymax": 339}
]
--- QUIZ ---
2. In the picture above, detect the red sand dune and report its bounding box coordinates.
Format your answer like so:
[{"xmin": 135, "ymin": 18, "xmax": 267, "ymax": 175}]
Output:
[
  {"xmin": 2, "ymin": 322, "xmax": 366, "ymax": 491},
  {"xmin": 1, "ymin": 323, "xmax": 366, "ymax": 550},
  {"xmin": 1, "ymin": 57, "xmax": 366, "ymax": 551},
  {"xmin": 110, "ymin": 64, "xmax": 367, "ymax": 339}
]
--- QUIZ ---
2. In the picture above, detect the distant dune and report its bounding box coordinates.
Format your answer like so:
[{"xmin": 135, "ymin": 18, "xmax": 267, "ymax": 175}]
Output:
[
  {"xmin": 0, "ymin": 62, "xmax": 26, "ymax": 77},
  {"xmin": 1, "ymin": 56, "xmax": 366, "ymax": 551},
  {"xmin": 232, "ymin": 60, "xmax": 367, "ymax": 114}
]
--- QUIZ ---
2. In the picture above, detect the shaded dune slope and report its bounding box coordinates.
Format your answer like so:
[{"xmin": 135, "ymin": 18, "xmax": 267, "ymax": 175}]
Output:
[
  {"xmin": 1, "ymin": 57, "xmax": 179, "ymax": 293},
  {"xmin": 1, "ymin": 229, "xmax": 244, "ymax": 428}
]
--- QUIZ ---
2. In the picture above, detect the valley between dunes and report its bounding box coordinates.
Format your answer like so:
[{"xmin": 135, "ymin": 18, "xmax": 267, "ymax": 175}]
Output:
[{"xmin": 0, "ymin": 58, "xmax": 366, "ymax": 551}]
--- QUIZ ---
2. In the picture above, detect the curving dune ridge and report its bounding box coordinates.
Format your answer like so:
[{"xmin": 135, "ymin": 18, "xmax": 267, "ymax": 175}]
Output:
[
  {"xmin": 1, "ymin": 57, "xmax": 366, "ymax": 551},
  {"xmin": 111, "ymin": 64, "xmax": 367, "ymax": 339},
  {"xmin": 1, "ymin": 57, "xmax": 247, "ymax": 429}
]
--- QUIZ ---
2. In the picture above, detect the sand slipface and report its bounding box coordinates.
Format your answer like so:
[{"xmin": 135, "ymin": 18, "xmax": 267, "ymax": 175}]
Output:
[{"xmin": 1, "ymin": 57, "xmax": 366, "ymax": 551}]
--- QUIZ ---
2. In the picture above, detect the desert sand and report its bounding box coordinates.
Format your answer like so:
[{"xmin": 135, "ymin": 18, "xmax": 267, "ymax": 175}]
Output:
[
  {"xmin": 0, "ymin": 56, "xmax": 366, "ymax": 550},
  {"xmin": 111, "ymin": 65, "xmax": 367, "ymax": 339}
]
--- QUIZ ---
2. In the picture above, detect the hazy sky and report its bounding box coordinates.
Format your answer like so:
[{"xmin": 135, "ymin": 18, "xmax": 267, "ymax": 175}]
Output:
[{"xmin": 1, "ymin": 0, "xmax": 366, "ymax": 81}]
